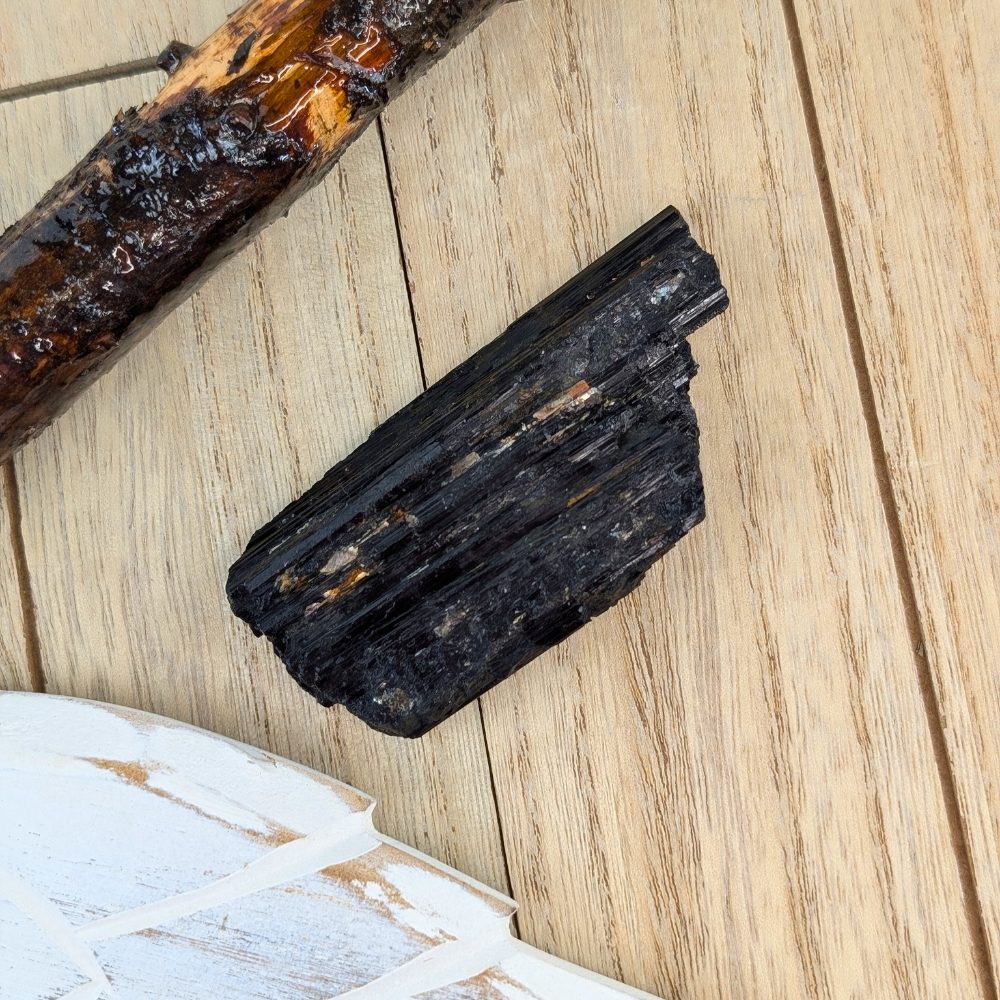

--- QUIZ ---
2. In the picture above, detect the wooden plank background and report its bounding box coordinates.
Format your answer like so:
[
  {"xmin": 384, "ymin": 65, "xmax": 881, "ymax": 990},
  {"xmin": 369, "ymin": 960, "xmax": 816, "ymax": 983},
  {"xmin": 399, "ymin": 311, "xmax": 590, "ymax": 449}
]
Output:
[
  {"xmin": 1, "ymin": 2, "xmax": 997, "ymax": 998},
  {"xmin": 792, "ymin": 0, "xmax": 1000, "ymax": 983}
]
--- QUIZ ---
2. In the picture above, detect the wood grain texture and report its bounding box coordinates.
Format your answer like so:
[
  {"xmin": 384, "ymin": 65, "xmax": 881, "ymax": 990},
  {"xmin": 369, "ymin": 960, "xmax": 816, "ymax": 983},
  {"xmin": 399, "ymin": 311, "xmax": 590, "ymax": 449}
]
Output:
[
  {"xmin": 3, "ymin": 3, "xmax": 996, "ymax": 997},
  {"xmin": 0, "ymin": 1, "xmax": 230, "ymax": 95},
  {"xmin": 791, "ymin": 0, "xmax": 1000, "ymax": 989},
  {"xmin": 381, "ymin": 1, "xmax": 987, "ymax": 997},
  {"xmin": 0, "ymin": 72, "xmax": 510, "ymax": 895},
  {"xmin": 0, "ymin": 472, "xmax": 30, "ymax": 692},
  {"xmin": 1, "ymin": 693, "xmax": 654, "ymax": 1000}
]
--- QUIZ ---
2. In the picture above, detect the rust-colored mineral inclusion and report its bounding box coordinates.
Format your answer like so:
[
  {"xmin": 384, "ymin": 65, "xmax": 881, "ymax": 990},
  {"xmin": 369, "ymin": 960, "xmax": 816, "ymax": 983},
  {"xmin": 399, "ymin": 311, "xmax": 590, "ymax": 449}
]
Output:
[{"xmin": 228, "ymin": 208, "xmax": 730, "ymax": 738}]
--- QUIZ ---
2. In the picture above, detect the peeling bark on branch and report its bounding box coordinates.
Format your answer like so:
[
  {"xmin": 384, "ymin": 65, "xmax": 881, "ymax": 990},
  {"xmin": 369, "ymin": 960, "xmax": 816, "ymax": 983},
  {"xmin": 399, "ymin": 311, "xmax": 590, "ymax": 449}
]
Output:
[
  {"xmin": 228, "ymin": 209, "xmax": 730, "ymax": 738},
  {"xmin": 0, "ymin": 0, "xmax": 504, "ymax": 461}
]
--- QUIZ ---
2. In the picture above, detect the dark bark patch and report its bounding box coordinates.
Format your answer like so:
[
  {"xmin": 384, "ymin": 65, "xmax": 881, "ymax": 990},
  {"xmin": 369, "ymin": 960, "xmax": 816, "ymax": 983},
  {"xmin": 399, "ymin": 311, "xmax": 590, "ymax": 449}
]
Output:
[
  {"xmin": 227, "ymin": 30, "xmax": 261, "ymax": 75},
  {"xmin": 156, "ymin": 40, "xmax": 194, "ymax": 76}
]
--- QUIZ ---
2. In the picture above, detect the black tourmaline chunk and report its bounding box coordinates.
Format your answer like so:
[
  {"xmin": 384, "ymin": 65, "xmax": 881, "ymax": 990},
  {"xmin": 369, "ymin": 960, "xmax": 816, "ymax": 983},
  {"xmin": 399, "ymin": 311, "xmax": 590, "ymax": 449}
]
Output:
[{"xmin": 227, "ymin": 207, "xmax": 729, "ymax": 737}]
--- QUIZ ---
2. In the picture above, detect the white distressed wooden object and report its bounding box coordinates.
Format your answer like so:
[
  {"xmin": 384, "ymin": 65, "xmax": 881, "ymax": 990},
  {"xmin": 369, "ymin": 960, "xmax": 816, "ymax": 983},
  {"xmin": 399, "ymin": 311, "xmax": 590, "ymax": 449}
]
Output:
[{"xmin": 0, "ymin": 692, "xmax": 658, "ymax": 1000}]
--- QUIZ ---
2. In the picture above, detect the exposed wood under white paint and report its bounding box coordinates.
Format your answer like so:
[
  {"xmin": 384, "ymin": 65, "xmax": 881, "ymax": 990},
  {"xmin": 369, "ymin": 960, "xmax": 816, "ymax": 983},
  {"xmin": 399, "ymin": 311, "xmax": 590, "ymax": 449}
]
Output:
[{"xmin": 0, "ymin": 692, "xmax": 661, "ymax": 1000}]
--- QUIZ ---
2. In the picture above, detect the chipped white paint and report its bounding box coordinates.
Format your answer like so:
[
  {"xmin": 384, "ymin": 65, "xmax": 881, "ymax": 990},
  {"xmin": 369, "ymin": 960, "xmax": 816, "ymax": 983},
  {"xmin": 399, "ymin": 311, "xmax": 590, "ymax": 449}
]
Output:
[
  {"xmin": 0, "ymin": 693, "xmax": 662, "ymax": 1000},
  {"xmin": 0, "ymin": 865, "xmax": 111, "ymax": 997},
  {"xmin": 77, "ymin": 809, "xmax": 380, "ymax": 943},
  {"xmin": 335, "ymin": 924, "xmax": 517, "ymax": 1000}
]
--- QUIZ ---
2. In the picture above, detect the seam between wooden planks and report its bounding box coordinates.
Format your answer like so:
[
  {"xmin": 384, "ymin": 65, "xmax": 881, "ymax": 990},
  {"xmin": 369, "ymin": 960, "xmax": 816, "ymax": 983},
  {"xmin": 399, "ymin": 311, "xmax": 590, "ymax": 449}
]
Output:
[
  {"xmin": 0, "ymin": 57, "xmax": 158, "ymax": 106},
  {"xmin": 477, "ymin": 699, "xmax": 520, "ymax": 935},
  {"xmin": 778, "ymin": 2, "xmax": 999, "ymax": 997},
  {"xmin": 2, "ymin": 463, "xmax": 45, "ymax": 693},
  {"xmin": 377, "ymin": 114, "xmax": 520, "ymax": 917},
  {"xmin": 377, "ymin": 115, "xmax": 431, "ymax": 392}
]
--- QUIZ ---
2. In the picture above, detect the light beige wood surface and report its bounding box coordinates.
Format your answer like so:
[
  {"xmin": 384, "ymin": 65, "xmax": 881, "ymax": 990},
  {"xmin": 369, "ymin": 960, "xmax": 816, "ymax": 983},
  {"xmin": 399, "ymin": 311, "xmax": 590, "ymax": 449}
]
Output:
[
  {"xmin": 0, "ymin": 72, "xmax": 509, "ymax": 895},
  {"xmin": 0, "ymin": 1, "xmax": 996, "ymax": 997},
  {"xmin": 0, "ymin": 470, "xmax": 30, "ymax": 692},
  {"xmin": 793, "ymin": 0, "xmax": 1000, "ymax": 989},
  {"xmin": 381, "ymin": 0, "xmax": 991, "ymax": 996},
  {"xmin": 0, "ymin": 0, "xmax": 230, "ymax": 95}
]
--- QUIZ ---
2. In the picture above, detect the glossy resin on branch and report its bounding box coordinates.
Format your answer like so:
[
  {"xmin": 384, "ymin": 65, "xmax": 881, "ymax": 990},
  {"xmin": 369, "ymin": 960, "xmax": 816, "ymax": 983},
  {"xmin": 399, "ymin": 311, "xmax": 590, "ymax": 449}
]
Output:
[
  {"xmin": 0, "ymin": 0, "xmax": 505, "ymax": 461},
  {"xmin": 228, "ymin": 209, "xmax": 730, "ymax": 738}
]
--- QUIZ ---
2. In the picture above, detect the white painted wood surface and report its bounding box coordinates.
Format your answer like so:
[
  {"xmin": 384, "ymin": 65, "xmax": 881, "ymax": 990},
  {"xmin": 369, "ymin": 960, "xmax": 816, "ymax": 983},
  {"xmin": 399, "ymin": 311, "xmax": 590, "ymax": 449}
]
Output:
[
  {"xmin": 3, "ymin": 4, "xmax": 993, "ymax": 996},
  {"xmin": 0, "ymin": 692, "xmax": 659, "ymax": 1000}
]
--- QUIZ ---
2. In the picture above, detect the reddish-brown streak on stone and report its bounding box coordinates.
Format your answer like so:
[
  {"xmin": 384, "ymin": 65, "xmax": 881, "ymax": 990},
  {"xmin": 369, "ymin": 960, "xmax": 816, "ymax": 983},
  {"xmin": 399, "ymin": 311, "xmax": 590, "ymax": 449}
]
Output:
[
  {"xmin": 0, "ymin": 0, "xmax": 504, "ymax": 462},
  {"xmin": 228, "ymin": 208, "xmax": 730, "ymax": 737}
]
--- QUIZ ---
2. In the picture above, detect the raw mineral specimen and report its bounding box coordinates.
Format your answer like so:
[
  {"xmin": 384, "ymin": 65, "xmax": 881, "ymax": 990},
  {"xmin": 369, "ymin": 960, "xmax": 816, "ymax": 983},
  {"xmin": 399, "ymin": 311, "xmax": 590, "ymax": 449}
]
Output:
[{"xmin": 228, "ymin": 207, "xmax": 729, "ymax": 737}]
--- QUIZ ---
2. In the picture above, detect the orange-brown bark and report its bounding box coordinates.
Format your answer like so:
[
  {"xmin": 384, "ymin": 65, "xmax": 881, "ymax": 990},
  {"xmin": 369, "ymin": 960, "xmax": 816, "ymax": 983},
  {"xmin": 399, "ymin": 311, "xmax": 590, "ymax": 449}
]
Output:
[{"xmin": 0, "ymin": 0, "xmax": 503, "ymax": 461}]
